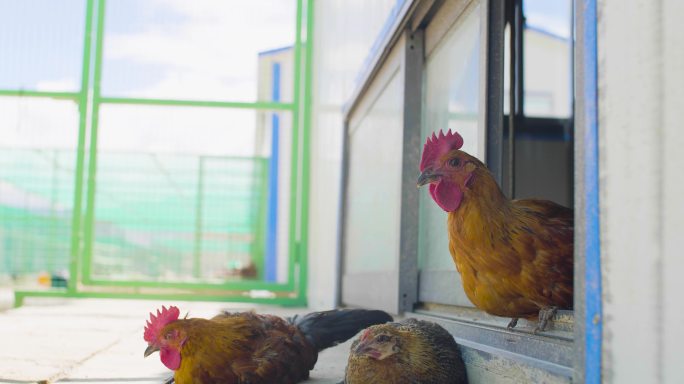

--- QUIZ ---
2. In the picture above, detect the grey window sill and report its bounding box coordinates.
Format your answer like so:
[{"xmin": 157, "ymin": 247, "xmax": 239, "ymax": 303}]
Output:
[{"xmin": 406, "ymin": 306, "xmax": 574, "ymax": 382}]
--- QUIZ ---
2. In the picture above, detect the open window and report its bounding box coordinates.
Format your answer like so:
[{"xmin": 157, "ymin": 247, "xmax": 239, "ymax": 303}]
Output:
[
  {"xmin": 501, "ymin": 0, "xmax": 574, "ymax": 206},
  {"xmin": 339, "ymin": 0, "xmax": 580, "ymax": 381}
]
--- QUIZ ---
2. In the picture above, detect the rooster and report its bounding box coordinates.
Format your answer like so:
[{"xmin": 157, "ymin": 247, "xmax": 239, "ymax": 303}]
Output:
[
  {"xmin": 143, "ymin": 305, "xmax": 392, "ymax": 384},
  {"xmin": 344, "ymin": 318, "xmax": 468, "ymax": 384},
  {"xmin": 417, "ymin": 129, "xmax": 573, "ymax": 332}
]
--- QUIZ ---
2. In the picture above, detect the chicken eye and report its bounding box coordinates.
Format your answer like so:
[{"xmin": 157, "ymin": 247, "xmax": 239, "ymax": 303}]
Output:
[
  {"xmin": 448, "ymin": 158, "xmax": 461, "ymax": 167},
  {"xmin": 165, "ymin": 332, "xmax": 173, "ymax": 340},
  {"xmin": 375, "ymin": 335, "xmax": 390, "ymax": 343}
]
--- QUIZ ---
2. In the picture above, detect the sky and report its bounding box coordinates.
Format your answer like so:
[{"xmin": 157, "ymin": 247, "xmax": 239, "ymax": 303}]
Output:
[
  {"xmin": 0, "ymin": 0, "xmax": 296, "ymax": 97},
  {"xmin": 524, "ymin": 0, "xmax": 572, "ymax": 38},
  {"xmin": 102, "ymin": 0, "xmax": 295, "ymax": 100},
  {"xmin": 0, "ymin": 0, "xmax": 296, "ymax": 157},
  {"xmin": 0, "ymin": 0, "xmax": 85, "ymax": 91}
]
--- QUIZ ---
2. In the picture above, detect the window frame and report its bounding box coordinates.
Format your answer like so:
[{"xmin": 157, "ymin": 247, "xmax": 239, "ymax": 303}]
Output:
[{"xmin": 338, "ymin": 0, "xmax": 601, "ymax": 381}]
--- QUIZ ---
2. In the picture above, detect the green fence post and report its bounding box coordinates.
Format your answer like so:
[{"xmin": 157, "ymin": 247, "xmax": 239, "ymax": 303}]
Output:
[
  {"xmin": 253, "ymin": 158, "xmax": 269, "ymax": 281},
  {"xmin": 193, "ymin": 157, "xmax": 205, "ymax": 279},
  {"xmin": 68, "ymin": 0, "xmax": 96, "ymax": 294},
  {"xmin": 81, "ymin": 0, "xmax": 107, "ymax": 284},
  {"xmin": 297, "ymin": 0, "xmax": 315, "ymax": 305}
]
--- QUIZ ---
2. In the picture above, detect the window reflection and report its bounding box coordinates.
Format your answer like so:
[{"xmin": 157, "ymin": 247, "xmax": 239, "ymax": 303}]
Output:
[
  {"xmin": 504, "ymin": 0, "xmax": 572, "ymax": 118},
  {"xmin": 523, "ymin": 0, "xmax": 572, "ymax": 118},
  {"xmin": 419, "ymin": 3, "xmax": 481, "ymax": 307}
]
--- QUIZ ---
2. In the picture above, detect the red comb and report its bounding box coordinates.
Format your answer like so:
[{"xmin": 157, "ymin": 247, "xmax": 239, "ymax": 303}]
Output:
[
  {"xmin": 144, "ymin": 305, "xmax": 180, "ymax": 343},
  {"xmin": 361, "ymin": 328, "xmax": 373, "ymax": 341},
  {"xmin": 419, "ymin": 129, "xmax": 464, "ymax": 171}
]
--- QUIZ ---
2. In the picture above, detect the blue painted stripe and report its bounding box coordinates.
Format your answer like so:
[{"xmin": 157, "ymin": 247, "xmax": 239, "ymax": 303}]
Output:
[
  {"xmin": 581, "ymin": 0, "xmax": 602, "ymax": 382},
  {"xmin": 272, "ymin": 62, "xmax": 281, "ymax": 102},
  {"xmin": 265, "ymin": 62, "xmax": 281, "ymax": 282}
]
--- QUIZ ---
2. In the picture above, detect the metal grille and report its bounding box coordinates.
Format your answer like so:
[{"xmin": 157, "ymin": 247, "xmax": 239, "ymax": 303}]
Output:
[{"xmin": 89, "ymin": 154, "xmax": 268, "ymax": 283}]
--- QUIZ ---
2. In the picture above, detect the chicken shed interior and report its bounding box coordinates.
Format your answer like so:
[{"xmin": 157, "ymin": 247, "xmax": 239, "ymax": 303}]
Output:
[{"xmin": 1, "ymin": 0, "xmax": 682, "ymax": 383}]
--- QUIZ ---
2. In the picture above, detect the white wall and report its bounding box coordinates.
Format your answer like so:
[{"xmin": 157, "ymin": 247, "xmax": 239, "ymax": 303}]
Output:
[
  {"xmin": 307, "ymin": 0, "xmax": 398, "ymax": 309},
  {"xmin": 599, "ymin": 0, "xmax": 684, "ymax": 382}
]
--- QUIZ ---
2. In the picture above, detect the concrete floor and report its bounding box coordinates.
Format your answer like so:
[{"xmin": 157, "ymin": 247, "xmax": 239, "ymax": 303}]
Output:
[{"xmin": 0, "ymin": 297, "xmax": 350, "ymax": 384}]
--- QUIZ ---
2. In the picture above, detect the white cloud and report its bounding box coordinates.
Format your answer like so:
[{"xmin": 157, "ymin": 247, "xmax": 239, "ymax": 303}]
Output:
[
  {"xmin": 35, "ymin": 78, "xmax": 80, "ymax": 92},
  {"xmin": 0, "ymin": 97, "xmax": 79, "ymax": 150},
  {"xmin": 97, "ymin": 104, "xmax": 258, "ymax": 157},
  {"xmin": 104, "ymin": 0, "xmax": 295, "ymax": 100}
]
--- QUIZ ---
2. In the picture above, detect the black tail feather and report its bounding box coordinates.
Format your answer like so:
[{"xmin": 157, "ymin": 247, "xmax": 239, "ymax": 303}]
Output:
[{"xmin": 290, "ymin": 309, "xmax": 393, "ymax": 351}]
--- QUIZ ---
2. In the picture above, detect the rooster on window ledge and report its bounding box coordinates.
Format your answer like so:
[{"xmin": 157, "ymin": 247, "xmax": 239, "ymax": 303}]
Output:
[{"xmin": 417, "ymin": 129, "xmax": 573, "ymax": 332}]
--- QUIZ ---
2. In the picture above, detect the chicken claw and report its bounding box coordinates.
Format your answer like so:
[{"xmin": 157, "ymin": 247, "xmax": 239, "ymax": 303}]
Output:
[
  {"xmin": 506, "ymin": 318, "xmax": 519, "ymax": 329},
  {"xmin": 533, "ymin": 306, "xmax": 558, "ymax": 334}
]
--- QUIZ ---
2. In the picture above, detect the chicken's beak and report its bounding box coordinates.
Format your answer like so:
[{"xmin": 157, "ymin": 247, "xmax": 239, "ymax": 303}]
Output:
[
  {"xmin": 354, "ymin": 341, "xmax": 370, "ymax": 355},
  {"xmin": 417, "ymin": 169, "xmax": 440, "ymax": 187},
  {"xmin": 144, "ymin": 344, "xmax": 160, "ymax": 358},
  {"xmin": 354, "ymin": 341, "xmax": 382, "ymax": 359}
]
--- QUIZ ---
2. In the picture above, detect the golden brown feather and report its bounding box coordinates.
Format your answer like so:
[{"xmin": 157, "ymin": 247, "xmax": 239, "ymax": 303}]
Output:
[
  {"xmin": 419, "ymin": 133, "xmax": 573, "ymax": 331},
  {"xmin": 143, "ymin": 306, "xmax": 392, "ymax": 384},
  {"xmin": 344, "ymin": 318, "xmax": 467, "ymax": 384}
]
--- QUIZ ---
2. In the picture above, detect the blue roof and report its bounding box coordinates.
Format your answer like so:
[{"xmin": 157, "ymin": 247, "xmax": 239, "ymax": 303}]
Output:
[{"xmin": 258, "ymin": 45, "xmax": 294, "ymax": 57}]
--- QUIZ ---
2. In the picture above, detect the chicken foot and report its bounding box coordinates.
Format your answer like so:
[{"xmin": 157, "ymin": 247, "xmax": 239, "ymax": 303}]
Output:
[
  {"xmin": 533, "ymin": 306, "xmax": 558, "ymax": 334},
  {"xmin": 506, "ymin": 318, "xmax": 519, "ymax": 329}
]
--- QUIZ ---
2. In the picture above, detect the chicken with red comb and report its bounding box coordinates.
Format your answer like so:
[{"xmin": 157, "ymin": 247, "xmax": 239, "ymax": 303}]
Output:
[
  {"xmin": 417, "ymin": 129, "xmax": 573, "ymax": 332},
  {"xmin": 143, "ymin": 305, "xmax": 392, "ymax": 384}
]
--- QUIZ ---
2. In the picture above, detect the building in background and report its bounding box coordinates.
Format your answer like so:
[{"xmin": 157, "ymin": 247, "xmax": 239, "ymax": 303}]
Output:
[{"xmin": 256, "ymin": 46, "xmax": 294, "ymax": 283}]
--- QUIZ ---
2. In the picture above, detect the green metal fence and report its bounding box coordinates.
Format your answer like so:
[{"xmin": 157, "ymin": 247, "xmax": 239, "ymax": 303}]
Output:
[
  {"xmin": 0, "ymin": 148, "xmax": 75, "ymax": 278},
  {"xmin": 0, "ymin": 0, "xmax": 313, "ymax": 306},
  {"xmin": 86, "ymin": 154, "xmax": 269, "ymax": 283}
]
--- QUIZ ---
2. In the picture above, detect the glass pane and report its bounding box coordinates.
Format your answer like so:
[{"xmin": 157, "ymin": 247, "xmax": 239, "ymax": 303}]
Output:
[
  {"xmin": 419, "ymin": 4, "xmax": 481, "ymax": 306},
  {"xmin": 0, "ymin": 97, "xmax": 79, "ymax": 286},
  {"xmin": 0, "ymin": 0, "xmax": 85, "ymax": 92},
  {"xmin": 314, "ymin": 0, "xmax": 401, "ymax": 105},
  {"xmin": 423, "ymin": 6, "xmax": 481, "ymax": 158},
  {"xmin": 523, "ymin": 0, "xmax": 572, "ymax": 117},
  {"xmin": 344, "ymin": 71, "xmax": 403, "ymax": 274},
  {"xmin": 503, "ymin": 23, "xmax": 511, "ymax": 115},
  {"xmin": 91, "ymin": 105, "xmax": 292, "ymax": 284},
  {"xmin": 101, "ymin": 0, "xmax": 296, "ymax": 102}
]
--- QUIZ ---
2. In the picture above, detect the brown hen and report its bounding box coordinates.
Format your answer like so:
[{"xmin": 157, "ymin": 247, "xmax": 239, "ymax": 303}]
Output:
[
  {"xmin": 417, "ymin": 129, "xmax": 573, "ymax": 331},
  {"xmin": 143, "ymin": 306, "xmax": 392, "ymax": 384},
  {"xmin": 344, "ymin": 318, "xmax": 467, "ymax": 384}
]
